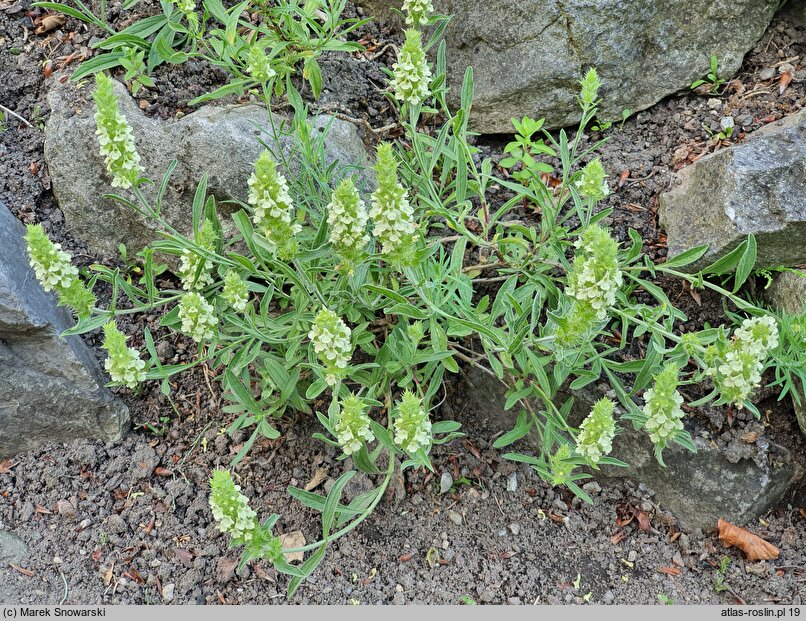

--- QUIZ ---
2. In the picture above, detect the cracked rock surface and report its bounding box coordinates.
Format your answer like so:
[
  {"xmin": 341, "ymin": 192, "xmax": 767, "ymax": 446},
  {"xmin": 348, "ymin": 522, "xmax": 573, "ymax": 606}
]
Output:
[{"xmin": 360, "ymin": 0, "xmax": 778, "ymax": 132}]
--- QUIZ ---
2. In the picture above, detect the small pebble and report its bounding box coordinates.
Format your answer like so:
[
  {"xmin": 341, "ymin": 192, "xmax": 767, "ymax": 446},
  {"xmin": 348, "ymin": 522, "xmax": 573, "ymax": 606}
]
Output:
[
  {"xmin": 759, "ymin": 67, "xmax": 776, "ymax": 80},
  {"xmin": 447, "ymin": 510, "xmax": 462, "ymax": 526},
  {"xmin": 582, "ymin": 482, "xmax": 601, "ymax": 495},
  {"xmin": 627, "ymin": 550, "xmax": 638, "ymax": 562},
  {"xmin": 508, "ymin": 523, "xmax": 521, "ymax": 536},
  {"xmin": 162, "ymin": 583, "xmax": 175, "ymax": 602},
  {"xmin": 506, "ymin": 473, "xmax": 518, "ymax": 492},
  {"xmin": 440, "ymin": 472, "xmax": 453, "ymax": 494}
]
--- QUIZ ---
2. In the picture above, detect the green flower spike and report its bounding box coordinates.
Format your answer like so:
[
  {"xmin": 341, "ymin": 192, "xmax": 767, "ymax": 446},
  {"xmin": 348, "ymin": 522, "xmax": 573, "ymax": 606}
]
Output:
[
  {"xmin": 178, "ymin": 292, "xmax": 218, "ymax": 342},
  {"xmin": 93, "ymin": 72, "xmax": 142, "ymax": 189},
  {"xmin": 25, "ymin": 224, "xmax": 78, "ymax": 292},
  {"xmin": 575, "ymin": 397, "xmax": 616, "ymax": 464},
  {"xmin": 179, "ymin": 219, "xmax": 218, "ymax": 291},
  {"xmin": 565, "ymin": 225, "xmax": 622, "ymax": 320},
  {"xmin": 101, "ymin": 322, "xmax": 146, "ymax": 389},
  {"xmin": 369, "ymin": 143, "xmax": 416, "ymax": 262},
  {"xmin": 248, "ymin": 151, "xmax": 301, "ymax": 260},
  {"xmin": 334, "ymin": 394, "xmax": 375, "ymax": 455},
  {"xmin": 575, "ymin": 159, "xmax": 610, "ymax": 201},
  {"xmin": 222, "ymin": 269, "xmax": 249, "ymax": 313},
  {"xmin": 402, "ymin": 0, "xmax": 433, "ymax": 26},
  {"xmin": 642, "ymin": 364, "xmax": 685, "ymax": 451},
  {"xmin": 390, "ymin": 29, "xmax": 432, "ymax": 106},
  {"xmin": 548, "ymin": 444, "xmax": 575, "ymax": 487},
  {"xmin": 209, "ymin": 469, "xmax": 258, "ymax": 542},
  {"xmin": 24, "ymin": 224, "xmax": 96, "ymax": 318},
  {"xmin": 308, "ymin": 308, "xmax": 352, "ymax": 386},
  {"xmin": 393, "ymin": 391, "xmax": 431, "ymax": 454},
  {"xmin": 327, "ymin": 178, "xmax": 370, "ymax": 268},
  {"xmin": 707, "ymin": 315, "xmax": 779, "ymax": 407},
  {"xmin": 245, "ymin": 43, "xmax": 276, "ymax": 83},
  {"xmin": 579, "ymin": 67, "xmax": 602, "ymax": 107}
]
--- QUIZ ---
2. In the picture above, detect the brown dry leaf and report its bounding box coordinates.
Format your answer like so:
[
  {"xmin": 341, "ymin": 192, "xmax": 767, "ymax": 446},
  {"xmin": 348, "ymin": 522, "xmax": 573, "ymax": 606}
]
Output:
[
  {"xmin": 741, "ymin": 431, "xmax": 759, "ymax": 444},
  {"xmin": 10, "ymin": 563, "xmax": 34, "ymax": 577},
  {"xmin": 658, "ymin": 566, "xmax": 681, "ymax": 576},
  {"xmin": 34, "ymin": 13, "xmax": 65, "ymax": 34},
  {"xmin": 618, "ymin": 169, "xmax": 630, "ymax": 188},
  {"xmin": 34, "ymin": 504, "xmax": 52, "ymax": 515},
  {"xmin": 172, "ymin": 547, "xmax": 194, "ymax": 568},
  {"xmin": 303, "ymin": 467, "xmax": 328, "ymax": 492},
  {"xmin": 153, "ymin": 467, "xmax": 173, "ymax": 477},
  {"xmin": 102, "ymin": 563, "xmax": 114, "ymax": 586},
  {"xmin": 684, "ymin": 281, "xmax": 701, "ymax": 306},
  {"xmin": 279, "ymin": 531, "xmax": 305, "ymax": 563},
  {"xmin": 637, "ymin": 511, "xmax": 651, "ymax": 532},
  {"xmin": 799, "ymin": 508, "xmax": 806, "ymax": 520},
  {"xmin": 779, "ymin": 72, "xmax": 793, "ymax": 95},
  {"xmin": 0, "ymin": 460, "xmax": 17, "ymax": 474},
  {"xmin": 610, "ymin": 530, "xmax": 627, "ymax": 545},
  {"xmin": 717, "ymin": 518, "xmax": 779, "ymax": 561}
]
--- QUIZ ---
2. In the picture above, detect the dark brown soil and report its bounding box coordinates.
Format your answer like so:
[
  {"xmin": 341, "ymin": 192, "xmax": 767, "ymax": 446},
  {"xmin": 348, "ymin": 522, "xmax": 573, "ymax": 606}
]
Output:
[{"xmin": 1, "ymin": 0, "xmax": 805, "ymax": 606}]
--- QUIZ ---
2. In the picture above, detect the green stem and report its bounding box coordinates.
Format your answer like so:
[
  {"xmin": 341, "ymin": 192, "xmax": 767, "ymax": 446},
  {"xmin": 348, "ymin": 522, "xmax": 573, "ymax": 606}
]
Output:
[{"xmin": 282, "ymin": 449, "xmax": 395, "ymax": 554}]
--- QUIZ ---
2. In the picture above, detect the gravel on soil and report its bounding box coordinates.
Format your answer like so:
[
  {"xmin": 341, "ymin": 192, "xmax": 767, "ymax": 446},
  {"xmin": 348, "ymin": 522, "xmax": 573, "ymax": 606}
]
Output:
[{"xmin": 1, "ymin": 0, "xmax": 805, "ymax": 606}]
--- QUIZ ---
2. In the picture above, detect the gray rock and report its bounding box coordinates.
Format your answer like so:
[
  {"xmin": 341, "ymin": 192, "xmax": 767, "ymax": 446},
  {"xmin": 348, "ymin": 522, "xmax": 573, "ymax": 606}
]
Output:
[
  {"xmin": 44, "ymin": 77, "xmax": 370, "ymax": 258},
  {"xmin": 766, "ymin": 271, "xmax": 806, "ymax": 316},
  {"xmin": 360, "ymin": 0, "xmax": 777, "ymax": 132},
  {"xmin": 765, "ymin": 271, "xmax": 806, "ymax": 437},
  {"xmin": 439, "ymin": 471, "xmax": 454, "ymax": 494},
  {"xmin": 660, "ymin": 111, "xmax": 806, "ymax": 270},
  {"xmin": 461, "ymin": 367, "xmax": 804, "ymax": 530},
  {"xmin": 0, "ymin": 530, "xmax": 29, "ymax": 564},
  {"xmin": 0, "ymin": 204, "xmax": 129, "ymax": 458}
]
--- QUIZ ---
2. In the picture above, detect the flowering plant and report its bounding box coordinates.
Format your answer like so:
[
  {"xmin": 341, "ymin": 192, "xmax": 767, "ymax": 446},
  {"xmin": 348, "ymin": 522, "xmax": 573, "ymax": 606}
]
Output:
[{"xmin": 25, "ymin": 0, "xmax": 790, "ymax": 597}]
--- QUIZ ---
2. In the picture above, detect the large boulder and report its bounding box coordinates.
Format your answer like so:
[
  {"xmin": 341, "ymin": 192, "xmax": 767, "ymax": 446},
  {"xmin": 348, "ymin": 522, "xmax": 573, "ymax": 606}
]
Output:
[
  {"xmin": 360, "ymin": 0, "xmax": 778, "ymax": 133},
  {"xmin": 660, "ymin": 111, "xmax": 806, "ymax": 270},
  {"xmin": 0, "ymin": 204, "xmax": 129, "ymax": 458},
  {"xmin": 458, "ymin": 367, "xmax": 804, "ymax": 531},
  {"xmin": 44, "ymin": 77, "xmax": 370, "ymax": 258},
  {"xmin": 765, "ymin": 271, "xmax": 806, "ymax": 437}
]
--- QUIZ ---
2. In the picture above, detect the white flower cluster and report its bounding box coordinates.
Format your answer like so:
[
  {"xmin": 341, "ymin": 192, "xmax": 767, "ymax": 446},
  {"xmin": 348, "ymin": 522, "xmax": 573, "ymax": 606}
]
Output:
[
  {"xmin": 327, "ymin": 179, "xmax": 369, "ymax": 263},
  {"xmin": 248, "ymin": 151, "xmax": 301, "ymax": 259},
  {"xmin": 402, "ymin": 0, "xmax": 433, "ymax": 26},
  {"xmin": 642, "ymin": 365, "xmax": 685, "ymax": 449},
  {"xmin": 105, "ymin": 351, "xmax": 146, "ymax": 389},
  {"xmin": 390, "ymin": 29, "xmax": 432, "ymax": 106},
  {"xmin": 308, "ymin": 308, "xmax": 352, "ymax": 386},
  {"xmin": 565, "ymin": 226, "xmax": 623, "ymax": 321},
  {"xmin": 334, "ymin": 395, "xmax": 375, "ymax": 455},
  {"xmin": 223, "ymin": 270, "xmax": 249, "ymax": 313},
  {"xmin": 708, "ymin": 315, "xmax": 779, "ymax": 406},
  {"xmin": 102, "ymin": 322, "xmax": 146, "ymax": 389},
  {"xmin": 179, "ymin": 250, "xmax": 214, "ymax": 291},
  {"xmin": 393, "ymin": 391, "xmax": 431, "ymax": 454},
  {"xmin": 370, "ymin": 143, "xmax": 416, "ymax": 260},
  {"xmin": 178, "ymin": 292, "xmax": 218, "ymax": 342},
  {"xmin": 209, "ymin": 470, "xmax": 258, "ymax": 542},
  {"xmin": 29, "ymin": 240, "xmax": 78, "ymax": 292},
  {"xmin": 575, "ymin": 397, "xmax": 616, "ymax": 464},
  {"xmin": 93, "ymin": 73, "xmax": 142, "ymax": 190}
]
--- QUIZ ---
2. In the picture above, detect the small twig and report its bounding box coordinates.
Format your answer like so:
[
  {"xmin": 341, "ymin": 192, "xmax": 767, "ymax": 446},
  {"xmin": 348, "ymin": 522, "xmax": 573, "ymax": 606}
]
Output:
[
  {"xmin": 0, "ymin": 104, "xmax": 34, "ymax": 128},
  {"xmin": 462, "ymin": 261, "xmax": 505, "ymax": 273},
  {"xmin": 470, "ymin": 275, "xmax": 513, "ymax": 284},
  {"xmin": 773, "ymin": 55, "xmax": 800, "ymax": 68},
  {"xmin": 59, "ymin": 571, "xmax": 69, "ymax": 605}
]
